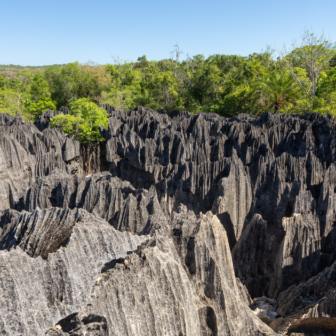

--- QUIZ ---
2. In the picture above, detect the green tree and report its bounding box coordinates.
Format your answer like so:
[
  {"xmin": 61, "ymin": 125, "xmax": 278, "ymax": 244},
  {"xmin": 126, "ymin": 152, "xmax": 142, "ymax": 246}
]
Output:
[
  {"xmin": 45, "ymin": 62, "xmax": 99, "ymax": 109},
  {"xmin": 0, "ymin": 89, "xmax": 30, "ymax": 116},
  {"xmin": 2, "ymin": 33, "xmax": 336, "ymax": 119},
  {"xmin": 23, "ymin": 73, "xmax": 57, "ymax": 120},
  {"xmin": 0, "ymin": 76, "xmax": 8, "ymax": 89},
  {"xmin": 50, "ymin": 98, "xmax": 108, "ymax": 173},
  {"xmin": 257, "ymin": 71, "xmax": 300, "ymax": 111},
  {"xmin": 101, "ymin": 66, "xmax": 142, "ymax": 110},
  {"xmin": 30, "ymin": 73, "xmax": 52, "ymax": 101},
  {"xmin": 317, "ymin": 67, "xmax": 336, "ymax": 95},
  {"xmin": 188, "ymin": 62, "xmax": 222, "ymax": 109},
  {"xmin": 212, "ymin": 53, "xmax": 273, "ymax": 116},
  {"xmin": 27, "ymin": 98, "xmax": 57, "ymax": 120},
  {"xmin": 133, "ymin": 55, "xmax": 149, "ymax": 69},
  {"xmin": 151, "ymin": 72, "xmax": 182, "ymax": 110},
  {"xmin": 7, "ymin": 71, "xmax": 34, "ymax": 93},
  {"xmin": 280, "ymin": 30, "xmax": 335, "ymax": 105},
  {"xmin": 133, "ymin": 89, "xmax": 157, "ymax": 109},
  {"xmin": 330, "ymin": 54, "xmax": 336, "ymax": 67}
]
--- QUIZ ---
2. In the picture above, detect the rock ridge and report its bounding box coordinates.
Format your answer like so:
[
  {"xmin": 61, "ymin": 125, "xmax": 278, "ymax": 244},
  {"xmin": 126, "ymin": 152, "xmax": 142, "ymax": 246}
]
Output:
[{"xmin": 2, "ymin": 106, "xmax": 336, "ymax": 335}]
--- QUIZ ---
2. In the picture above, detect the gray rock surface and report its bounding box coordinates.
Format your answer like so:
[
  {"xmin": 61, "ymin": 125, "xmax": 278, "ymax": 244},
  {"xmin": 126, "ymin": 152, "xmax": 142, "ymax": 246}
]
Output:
[
  {"xmin": 0, "ymin": 207, "xmax": 147, "ymax": 335},
  {"xmin": 3, "ymin": 107, "xmax": 336, "ymax": 335},
  {"xmin": 276, "ymin": 260, "xmax": 336, "ymax": 332},
  {"xmin": 0, "ymin": 113, "xmax": 81, "ymax": 210},
  {"xmin": 101, "ymin": 107, "xmax": 336, "ymax": 299},
  {"xmin": 17, "ymin": 171, "xmax": 168, "ymax": 235},
  {"xmin": 34, "ymin": 107, "xmax": 70, "ymax": 132},
  {"xmin": 46, "ymin": 209, "xmax": 276, "ymax": 336},
  {"xmin": 251, "ymin": 296, "xmax": 278, "ymax": 322}
]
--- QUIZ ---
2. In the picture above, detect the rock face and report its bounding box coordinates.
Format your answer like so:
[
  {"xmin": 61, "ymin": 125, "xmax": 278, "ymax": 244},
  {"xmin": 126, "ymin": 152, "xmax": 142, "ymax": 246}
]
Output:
[
  {"xmin": 0, "ymin": 113, "xmax": 81, "ymax": 210},
  {"xmin": 273, "ymin": 261, "xmax": 336, "ymax": 333},
  {"xmin": 2, "ymin": 107, "xmax": 336, "ymax": 335},
  {"xmin": 34, "ymin": 107, "xmax": 70, "ymax": 132},
  {"xmin": 101, "ymin": 107, "xmax": 336, "ymax": 298},
  {"xmin": 46, "ymin": 209, "xmax": 275, "ymax": 336},
  {"xmin": 17, "ymin": 170, "xmax": 167, "ymax": 235},
  {"xmin": 0, "ymin": 207, "xmax": 147, "ymax": 335}
]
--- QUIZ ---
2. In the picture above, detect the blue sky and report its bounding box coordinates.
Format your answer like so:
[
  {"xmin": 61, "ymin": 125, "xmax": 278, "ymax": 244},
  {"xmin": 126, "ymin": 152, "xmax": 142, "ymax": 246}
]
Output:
[{"xmin": 2, "ymin": 0, "xmax": 336, "ymax": 66}]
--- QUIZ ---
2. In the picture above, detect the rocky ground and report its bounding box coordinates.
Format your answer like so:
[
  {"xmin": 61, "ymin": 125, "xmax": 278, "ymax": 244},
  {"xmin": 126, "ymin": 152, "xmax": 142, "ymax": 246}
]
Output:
[{"xmin": 1, "ymin": 106, "xmax": 336, "ymax": 335}]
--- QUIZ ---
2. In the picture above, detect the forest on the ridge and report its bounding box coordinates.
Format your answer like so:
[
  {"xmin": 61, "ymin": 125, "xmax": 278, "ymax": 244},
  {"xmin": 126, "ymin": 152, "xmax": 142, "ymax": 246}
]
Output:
[{"xmin": 1, "ymin": 32, "xmax": 336, "ymax": 121}]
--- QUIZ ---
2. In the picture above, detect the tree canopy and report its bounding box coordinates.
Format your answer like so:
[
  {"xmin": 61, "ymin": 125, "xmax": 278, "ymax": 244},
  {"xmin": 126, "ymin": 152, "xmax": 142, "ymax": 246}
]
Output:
[
  {"xmin": 50, "ymin": 98, "xmax": 108, "ymax": 144},
  {"xmin": 1, "ymin": 31, "xmax": 336, "ymax": 120}
]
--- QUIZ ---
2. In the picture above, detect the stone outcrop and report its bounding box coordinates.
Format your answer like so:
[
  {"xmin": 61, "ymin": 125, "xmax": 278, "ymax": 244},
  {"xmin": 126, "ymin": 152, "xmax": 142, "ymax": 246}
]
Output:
[
  {"xmin": 0, "ymin": 113, "xmax": 81, "ymax": 210},
  {"xmin": 99, "ymin": 107, "xmax": 336, "ymax": 300},
  {"xmin": 272, "ymin": 260, "xmax": 336, "ymax": 334},
  {"xmin": 0, "ymin": 207, "xmax": 147, "ymax": 335},
  {"xmin": 2, "ymin": 106, "xmax": 336, "ymax": 335},
  {"xmin": 17, "ymin": 171, "xmax": 168, "ymax": 235},
  {"xmin": 34, "ymin": 107, "xmax": 70, "ymax": 132},
  {"xmin": 46, "ymin": 209, "xmax": 276, "ymax": 336},
  {"xmin": 251, "ymin": 296, "xmax": 279, "ymax": 322}
]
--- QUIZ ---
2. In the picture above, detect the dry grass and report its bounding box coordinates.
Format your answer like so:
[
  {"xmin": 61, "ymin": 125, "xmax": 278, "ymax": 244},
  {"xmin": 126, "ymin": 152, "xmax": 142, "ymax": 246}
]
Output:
[
  {"xmin": 288, "ymin": 317, "xmax": 336, "ymax": 335},
  {"xmin": 0, "ymin": 64, "xmax": 65, "ymax": 77}
]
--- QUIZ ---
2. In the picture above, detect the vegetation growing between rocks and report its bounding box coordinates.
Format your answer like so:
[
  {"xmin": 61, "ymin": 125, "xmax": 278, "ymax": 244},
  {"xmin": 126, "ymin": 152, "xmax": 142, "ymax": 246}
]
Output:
[{"xmin": 50, "ymin": 98, "xmax": 108, "ymax": 174}]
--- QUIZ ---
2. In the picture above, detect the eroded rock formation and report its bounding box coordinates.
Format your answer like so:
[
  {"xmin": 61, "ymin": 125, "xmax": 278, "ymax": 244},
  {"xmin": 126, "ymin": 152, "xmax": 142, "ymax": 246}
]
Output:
[
  {"xmin": 45, "ymin": 208, "xmax": 274, "ymax": 336},
  {"xmin": 0, "ymin": 207, "xmax": 147, "ymax": 335},
  {"xmin": 2, "ymin": 106, "xmax": 336, "ymax": 335}
]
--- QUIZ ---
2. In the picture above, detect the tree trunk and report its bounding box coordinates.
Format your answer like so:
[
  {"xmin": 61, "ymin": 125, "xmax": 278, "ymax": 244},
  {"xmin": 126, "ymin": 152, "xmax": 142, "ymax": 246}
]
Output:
[
  {"xmin": 97, "ymin": 142, "xmax": 101, "ymax": 171},
  {"xmin": 88, "ymin": 153, "xmax": 92, "ymax": 174},
  {"xmin": 80, "ymin": 142, "xmax": 103, "ymax": 175},
  {"xmin": 86, "ymin": 144, "xmax": 90, "ymax": 174}
]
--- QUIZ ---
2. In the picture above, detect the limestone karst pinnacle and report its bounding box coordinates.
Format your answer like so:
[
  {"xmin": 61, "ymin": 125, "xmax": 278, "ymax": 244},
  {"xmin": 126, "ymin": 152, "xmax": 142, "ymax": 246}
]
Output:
[{"xmin": 1, "ymin": 106, "xmax": 336, "ymax": 335}]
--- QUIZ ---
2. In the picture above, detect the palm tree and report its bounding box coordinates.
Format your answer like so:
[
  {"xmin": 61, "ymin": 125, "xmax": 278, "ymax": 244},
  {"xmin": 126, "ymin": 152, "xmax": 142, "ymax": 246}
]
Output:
[{"xmin": 257, "ymin": 71, "xmax": 300, "ymax": 111}]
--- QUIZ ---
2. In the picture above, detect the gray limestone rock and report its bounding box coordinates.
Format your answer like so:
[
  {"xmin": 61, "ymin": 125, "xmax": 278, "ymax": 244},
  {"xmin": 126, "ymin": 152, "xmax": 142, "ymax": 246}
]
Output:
[
  {"xmin": 0, "ymin": 113, "xmax": 81, "ymax": 208},
  {"xmin": 211, "ymin": 155, "xmax": 252, "ymax": 248},
  {"xmin": 3, "ymin": 107, "xmax": 336, "ymax": 335},
  {"xmin": 46, "ymin": 210, "xmax": 276, "ymax": 336},
  {"xmin": 277, "ymin": 260, "xmax": 336, "ymax": 320},
  {"xmin": 34, "ymin": 107, "xmax": 70, "ymax": 132},
  {"xmin": 250, "ymin": 296, "xmax": 278, "ymax": 322},
  {"xmin": 0, "ymin": 207, "xmax": 147, "ymax": 336},
  {"xmin": 18, "ymin": 171, "xmax": 168, "ymax": 235}
]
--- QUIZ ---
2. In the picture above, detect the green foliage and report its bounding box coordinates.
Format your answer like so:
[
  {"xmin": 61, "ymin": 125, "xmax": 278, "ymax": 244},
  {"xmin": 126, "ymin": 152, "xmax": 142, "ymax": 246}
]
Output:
[
  {"xmin": 45, "ymin": 62, "xmax": 100, "ymax": 109},
  {"xmin": 0, "ymin": 70, "xmax": 55, "ymax": 120},
  {"xmin": 313, "ymin": 93, "xmax": 336, "ymax": 116},
  {"xmin": 256, "ymin": 71, "xmax": 300, "ymax": 111},
  {"xmin": 281, "ymin": 98, "xmax": 312, "ymax": 115},
  {"xmin": 330, "ymin": 55, "xmax": 336, "ymax": 68},
  {"xmin": 27, "ymin": 98, "xmax": 57, "ymax": 120},
  {"xmin": 1, "ymin": 35, "xmax": 336, "ymax": 120},
  {"xmin": 50, "ymin": 98, "xmax": 108, "ymax": 144},
  {"xmin": 281, "ymin": 31, "xmax": 336, "ymax": 101},
  {"xmin": 0, "ymin": 76, "xmax": 7, "ymax": 89},
  {"xmin": 134, "ymin": 55, "xmax": 149, "ymax": 69},
  {"xmin": 0, "ymin": 89, "xmax": 30, "ymax": 116},
  {"xmin": 30, "ymin": 73, "xmax": 51, "ymax": 100},
  {"xmin": 318, "ymin": 67, "xmax": 336, "ymax": 95}
]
